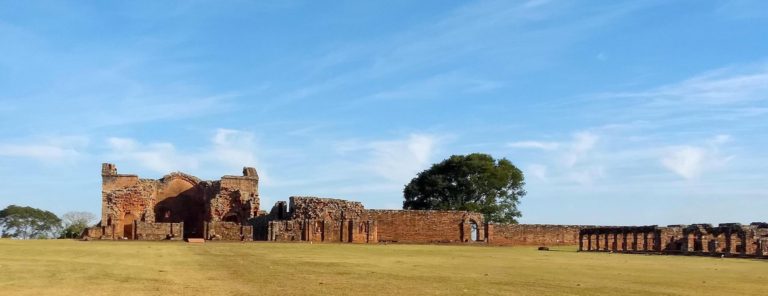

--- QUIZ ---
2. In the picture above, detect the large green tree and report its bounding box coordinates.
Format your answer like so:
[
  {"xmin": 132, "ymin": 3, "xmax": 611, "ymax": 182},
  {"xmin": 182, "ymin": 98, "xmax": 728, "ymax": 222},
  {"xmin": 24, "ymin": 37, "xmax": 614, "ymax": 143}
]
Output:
[
  {"xmin": 0, "ymin": 205, "xmax": 62, "ymax": 239},
  {"xmin": 403, "ymin": 153, "xmax": 526, "ymax": 223}
]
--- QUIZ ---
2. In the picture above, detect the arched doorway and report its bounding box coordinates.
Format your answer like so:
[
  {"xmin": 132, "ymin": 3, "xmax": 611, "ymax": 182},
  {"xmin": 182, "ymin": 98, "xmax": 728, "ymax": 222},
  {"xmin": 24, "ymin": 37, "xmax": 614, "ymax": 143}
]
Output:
[
  {"xmin": 470, "ymin": 220, "xmax": 479, "ymax": 241},
  {"xmin": 153, "ymin": 176, "xmax": 205, "ymax": 239},
  {"xmin": 123, "ymin": 213, "xmax": 137, "ymax": 239}
]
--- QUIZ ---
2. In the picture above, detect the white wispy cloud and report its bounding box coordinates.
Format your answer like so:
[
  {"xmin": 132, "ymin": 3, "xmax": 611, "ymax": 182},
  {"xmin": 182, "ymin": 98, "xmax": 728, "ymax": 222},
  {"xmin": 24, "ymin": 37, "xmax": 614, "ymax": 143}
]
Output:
[
  {"xmin": 105, "ymin": 129, "xmax": 259, "ymax": 175},
  {"xmin": 660, "ymin": 135, "xmax": 734, "ymax": 180},
  {"xmin": 598, "ymin": 65, "xmax": 768, "ymax": 106},
  {"xmin": 367, "ymin": 134, "xmax": 438, "ymax": 183},
  {"xmin": 0, "ymin": 135, "xmax": 88, "ymax": 162},
  {"xmin": 564, "ymin": 131, "xmax": 599, "ymax": 167},
  {"xmin": 508, "ymin": 141, "xmax": 560, "ymax": 150}
]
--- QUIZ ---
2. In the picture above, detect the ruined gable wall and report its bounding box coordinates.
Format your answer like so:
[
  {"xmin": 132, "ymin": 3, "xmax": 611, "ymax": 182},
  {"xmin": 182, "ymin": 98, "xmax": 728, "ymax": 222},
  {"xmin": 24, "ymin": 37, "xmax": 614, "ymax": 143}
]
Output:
[
  {"xmin": 490, "ymin": 224, "xmax": 584, "ymax": 246},
  {"xmin": 367, "ymin": 210, "xmax": 482, "ymax": 243}
]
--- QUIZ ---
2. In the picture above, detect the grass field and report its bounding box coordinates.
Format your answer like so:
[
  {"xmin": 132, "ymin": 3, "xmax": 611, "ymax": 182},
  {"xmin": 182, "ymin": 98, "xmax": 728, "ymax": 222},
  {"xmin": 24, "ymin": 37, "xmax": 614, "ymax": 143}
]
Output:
[{"xmin": 0, "ymin": 240, "xmax": 766, "ymax": 295}]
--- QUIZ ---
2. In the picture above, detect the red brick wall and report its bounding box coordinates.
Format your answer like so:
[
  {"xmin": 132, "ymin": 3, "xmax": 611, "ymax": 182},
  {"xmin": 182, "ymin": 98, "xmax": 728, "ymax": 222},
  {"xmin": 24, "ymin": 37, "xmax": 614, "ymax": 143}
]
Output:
[
  {"xmin": 490, "ymin": 224, "xmax": 583, "ymax": 246},
  {"xmin": 366, "ymin": 210, "xmax": 482, "ymax": 243}
]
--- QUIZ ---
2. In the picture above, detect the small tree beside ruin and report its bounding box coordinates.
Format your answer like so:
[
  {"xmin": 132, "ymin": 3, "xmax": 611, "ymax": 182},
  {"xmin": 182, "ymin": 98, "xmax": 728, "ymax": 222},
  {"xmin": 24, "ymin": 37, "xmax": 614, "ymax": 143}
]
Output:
[
  {"xmin": 60, "ymin": 211, "xmax": 97, "ymax": 239},
  {"xmin": 403, "ymin": 153, "xmax": 526, "ymax": 223}
]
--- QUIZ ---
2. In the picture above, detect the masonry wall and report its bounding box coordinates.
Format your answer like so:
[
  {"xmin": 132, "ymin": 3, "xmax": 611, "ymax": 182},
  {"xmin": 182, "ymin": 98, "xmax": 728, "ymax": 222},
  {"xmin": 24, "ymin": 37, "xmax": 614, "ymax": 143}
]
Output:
[
  {"xmin": 205, "ymin": 221, "xmax": 253, "ymax": 241},
  {"xmin": 490, "ymin": 224, "xmax": 583, "ymax": 246},
  {"xmin": 135, "ymin": 222, "xmax": 183, "ymax": 240},
  {"xmin": 367, "ymin": 210, "xmax": 483, "ymax": 243}
]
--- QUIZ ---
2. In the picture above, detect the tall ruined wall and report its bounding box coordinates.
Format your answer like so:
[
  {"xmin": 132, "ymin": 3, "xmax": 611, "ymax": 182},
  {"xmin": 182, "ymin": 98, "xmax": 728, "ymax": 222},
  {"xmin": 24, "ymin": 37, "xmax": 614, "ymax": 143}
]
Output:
[
  {"xmin": 490, "ymin": 224, "xmax": 584, "ymax": 246},
  {"xmin": 367, "ymin": 210, "xmax": 483, "ymax": 243},
  {"xmin": 210, "ymin": 173, "xmax": 260, "ymax": 223},
  {"xmin": 101, "ymin": 170, "xmax": 158, "ymax": 238}
]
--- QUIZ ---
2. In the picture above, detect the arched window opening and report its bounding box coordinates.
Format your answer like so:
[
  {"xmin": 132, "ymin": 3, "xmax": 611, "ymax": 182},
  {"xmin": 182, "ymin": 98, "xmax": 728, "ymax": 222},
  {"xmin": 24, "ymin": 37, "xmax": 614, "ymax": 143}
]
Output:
[{"xmin": 470, "ymin": 220, "xmax": 479, "ymax": 242}]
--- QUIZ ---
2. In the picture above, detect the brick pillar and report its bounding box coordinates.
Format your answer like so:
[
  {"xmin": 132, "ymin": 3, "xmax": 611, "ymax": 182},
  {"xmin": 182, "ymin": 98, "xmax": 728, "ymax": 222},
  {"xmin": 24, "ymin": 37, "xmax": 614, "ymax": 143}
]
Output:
[
  {"xmin": 621, "ymin": 231, "xmax": 628, "ymax": 252},
  {"xmin": 586, "ymin": 233, "xmax": 592, "ymax": 251},
  {"xmin": 631, "ymin": 231, "xmax": 638, "ymax": 251},
  {"xmin": 485, "ymin": 223, "xmax": 493, "ymax": 244},
  {"xmin": 596, "ymin": 232, "xmax": 601, "ymax": 251},
  {"xmin": 642, "ymin": 232, "xmax": 648, "ymax": 251}
]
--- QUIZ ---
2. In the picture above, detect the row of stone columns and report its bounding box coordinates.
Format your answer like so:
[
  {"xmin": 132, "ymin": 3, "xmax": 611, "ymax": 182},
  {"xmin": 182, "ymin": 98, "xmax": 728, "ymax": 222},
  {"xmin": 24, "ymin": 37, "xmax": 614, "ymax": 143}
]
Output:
[{"xmin": 579, "ymin": 227, "xmax": 659, "ymax": 253}]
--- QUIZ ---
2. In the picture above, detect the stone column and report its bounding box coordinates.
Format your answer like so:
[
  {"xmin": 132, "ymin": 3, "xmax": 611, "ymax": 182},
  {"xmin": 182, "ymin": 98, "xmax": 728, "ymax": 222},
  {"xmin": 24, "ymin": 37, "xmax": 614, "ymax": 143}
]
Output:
[
  {"xmin": 621, "ymin": 231, "xmax": 628, "ymax": 252},
  {"xmin": 593, "ymin": 230, "xmax": 601, "ymax": 251},
  {"xmin": 642, "ymin": 232, "xmax": 649, "ymax": 251},
  {"xmin": 578, "ymin": 233, "xmax": 584, "ymax": 251}
]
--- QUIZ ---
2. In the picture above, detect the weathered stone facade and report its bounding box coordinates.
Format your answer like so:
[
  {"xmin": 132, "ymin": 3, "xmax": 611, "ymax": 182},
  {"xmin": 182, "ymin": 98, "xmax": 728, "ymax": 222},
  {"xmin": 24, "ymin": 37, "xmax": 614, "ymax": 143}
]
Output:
[
  {"xmin": 86, "ymin": 163, "xmax": 259, "ymax": 240},
  {"xmin": 579, "ymin": 223, "xmax": 768, "ymax": 258}
]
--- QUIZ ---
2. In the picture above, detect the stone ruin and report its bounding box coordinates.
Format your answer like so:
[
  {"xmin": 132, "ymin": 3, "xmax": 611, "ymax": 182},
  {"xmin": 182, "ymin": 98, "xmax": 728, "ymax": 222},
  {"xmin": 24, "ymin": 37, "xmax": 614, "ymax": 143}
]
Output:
[
  {"xmin": 84, "ymin": 163, "xmax": 259, "ymax": 240},
  {"xmin": 579, "ymin": 223, "xmax": 768, "ymax": 258},
  {"xmin": 83, "ymin": 163, "xmax": 768, "ymax": 259}
]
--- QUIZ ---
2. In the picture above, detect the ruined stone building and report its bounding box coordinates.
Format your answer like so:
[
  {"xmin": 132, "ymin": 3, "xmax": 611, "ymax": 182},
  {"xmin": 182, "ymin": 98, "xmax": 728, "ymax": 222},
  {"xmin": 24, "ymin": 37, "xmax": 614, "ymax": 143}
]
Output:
[
  {"xmin": 84, "ymin": 163, "xmax": 768, "ymax": 259},
  {"xmin": 579, "ymin": 223, "xmax": 768, "ymax": 258},
  {"xmin": 86, "ymin": 163, "xmax": 259, "ymax": 240},
  {"xmin": 85, "ymin": 163, "xmax": 571, "ymax": 245}
]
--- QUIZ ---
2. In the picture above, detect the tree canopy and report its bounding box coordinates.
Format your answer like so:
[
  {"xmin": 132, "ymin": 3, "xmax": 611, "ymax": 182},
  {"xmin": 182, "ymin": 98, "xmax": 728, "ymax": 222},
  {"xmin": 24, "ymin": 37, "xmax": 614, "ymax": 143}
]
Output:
[
  {"xmin": 403, "ymin": 153, "xmax": 526, "ymax": 223},
  {"xmin": 0, "ymin": 205, "xmax": 62, "ymax": 239}
]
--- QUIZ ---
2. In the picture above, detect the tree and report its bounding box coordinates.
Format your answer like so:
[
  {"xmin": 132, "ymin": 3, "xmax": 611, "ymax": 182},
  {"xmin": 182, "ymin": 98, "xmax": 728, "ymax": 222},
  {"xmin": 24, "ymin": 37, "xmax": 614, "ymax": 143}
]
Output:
[
  {"xmin": 60, "ymin": 211, "xmax": 96, "ymax": 239},
  {"xmin": 403, "ymin": 153, "xmax": 526, "ymax": 223},
  {"xmin": 0, "ymin": 205, "xmax": 62, "ymax": 239}
]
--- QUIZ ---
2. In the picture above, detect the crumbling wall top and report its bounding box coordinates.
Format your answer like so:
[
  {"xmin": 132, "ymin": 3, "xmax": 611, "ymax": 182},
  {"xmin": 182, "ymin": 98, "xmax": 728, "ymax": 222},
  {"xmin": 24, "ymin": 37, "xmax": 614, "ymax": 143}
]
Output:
[{"xmin": 289, "ymin": 196, "xmax": 365, "ymax": 220}]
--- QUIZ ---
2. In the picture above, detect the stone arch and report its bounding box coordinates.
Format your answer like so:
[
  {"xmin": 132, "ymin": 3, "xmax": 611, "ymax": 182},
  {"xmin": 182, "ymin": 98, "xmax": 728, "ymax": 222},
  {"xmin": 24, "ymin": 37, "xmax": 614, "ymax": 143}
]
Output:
[{"xmin": 154, "ymin": 173, "xmax": 205, "ymax": 239}]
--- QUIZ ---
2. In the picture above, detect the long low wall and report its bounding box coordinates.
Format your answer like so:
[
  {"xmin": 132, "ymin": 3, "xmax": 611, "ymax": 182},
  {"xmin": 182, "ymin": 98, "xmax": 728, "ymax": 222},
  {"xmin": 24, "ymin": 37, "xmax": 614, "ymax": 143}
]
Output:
[
  {"xmin": 367, "ymin": 210, "xmax": 484, "ymax": 243},
  {"xmin": 205, "ymin": 221, "xmax": 253, "ymax": 241},
  {"xmin": 490, "ymin": 224, "xmax": 584, "ymax": 246},
  {"xmin": 135, "ymin": 222, "xmax": 183, "ymax": 240}
]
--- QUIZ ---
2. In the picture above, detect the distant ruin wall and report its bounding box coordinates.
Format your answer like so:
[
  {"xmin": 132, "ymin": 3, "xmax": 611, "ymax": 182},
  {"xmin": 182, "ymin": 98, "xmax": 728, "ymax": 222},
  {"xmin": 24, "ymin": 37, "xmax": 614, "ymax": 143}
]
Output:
[
  {"xmin": 367, "ymin": 210, "xmax": 483, "ymax": 243},
  {"xmin": 490, "ymin": 224, "xmax": 584, "ymax": 246}
]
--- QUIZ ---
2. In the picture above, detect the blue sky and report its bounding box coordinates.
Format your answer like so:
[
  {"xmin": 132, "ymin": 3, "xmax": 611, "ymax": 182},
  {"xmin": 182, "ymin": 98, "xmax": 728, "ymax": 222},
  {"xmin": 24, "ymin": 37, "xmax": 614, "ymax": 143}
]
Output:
[{"xmin": 1, "ymin": 0, "xmax": 767, "ymax": 225}]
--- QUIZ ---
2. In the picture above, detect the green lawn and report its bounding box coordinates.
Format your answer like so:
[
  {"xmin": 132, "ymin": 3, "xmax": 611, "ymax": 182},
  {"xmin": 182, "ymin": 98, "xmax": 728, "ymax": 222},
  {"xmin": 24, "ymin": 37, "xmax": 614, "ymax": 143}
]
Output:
[{"xmin": 0, "ymin": 240, "xmax": 766, "ymax": 295}]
